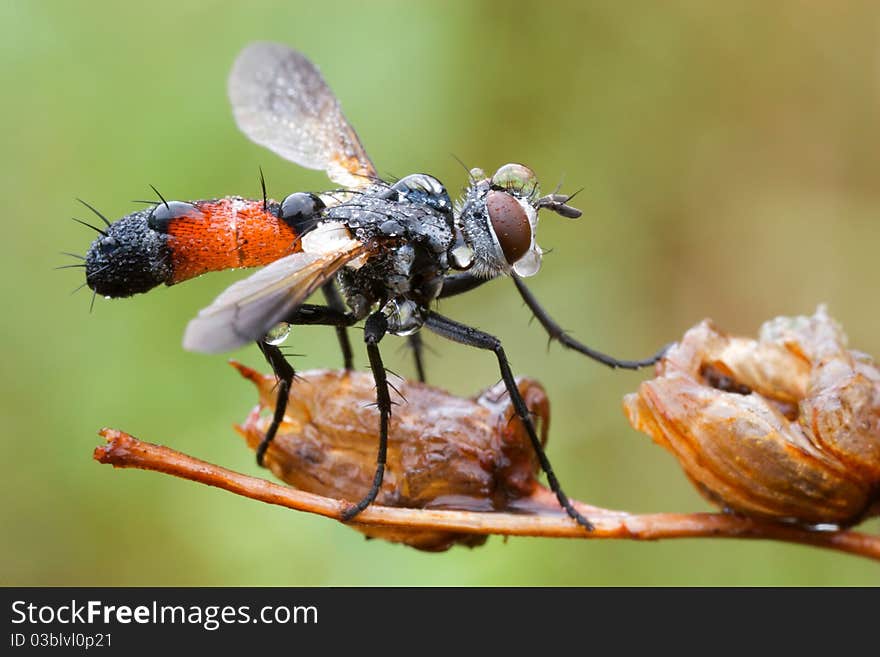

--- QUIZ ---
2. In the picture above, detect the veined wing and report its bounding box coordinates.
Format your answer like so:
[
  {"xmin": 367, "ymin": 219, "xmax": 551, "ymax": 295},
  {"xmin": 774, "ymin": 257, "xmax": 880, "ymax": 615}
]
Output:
[
  {"xmin": 229, "ymin": 42, "xmax": 378, "ymax": 190},
  {"xmin": 183, "ymin": 236, "xmax": 366, "ymax": 354}
]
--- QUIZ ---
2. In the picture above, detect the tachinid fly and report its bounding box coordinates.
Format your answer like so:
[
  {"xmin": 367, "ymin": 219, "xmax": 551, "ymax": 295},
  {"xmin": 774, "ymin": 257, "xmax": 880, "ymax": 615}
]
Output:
[{"xmin": 75, "ymin": 42, "xmax": 666, "ymax": 529}]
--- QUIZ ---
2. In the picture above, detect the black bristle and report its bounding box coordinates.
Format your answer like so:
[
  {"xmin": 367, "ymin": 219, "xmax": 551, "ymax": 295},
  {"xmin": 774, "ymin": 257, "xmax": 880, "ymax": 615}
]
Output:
[
  {"xmin": 259, "ymin": 167, "xmax": 268, "ymax": 213},
  {"xmin": 149, "ymin": 184, "xmax": 170, "ymax": 210},
  {"xmin": 72, "ymin": 217, "xmax": 108, "ymax": 237},
  {"xmin": 76, "ymin": 198, "xmax": 112, "ymax": 227}
]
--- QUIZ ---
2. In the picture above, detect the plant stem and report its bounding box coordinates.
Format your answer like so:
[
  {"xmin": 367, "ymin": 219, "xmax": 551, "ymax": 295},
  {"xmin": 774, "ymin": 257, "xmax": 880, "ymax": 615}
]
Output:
[{"xmin": 94, "ymin": 428, "xmax": 880, "ymax": 561}]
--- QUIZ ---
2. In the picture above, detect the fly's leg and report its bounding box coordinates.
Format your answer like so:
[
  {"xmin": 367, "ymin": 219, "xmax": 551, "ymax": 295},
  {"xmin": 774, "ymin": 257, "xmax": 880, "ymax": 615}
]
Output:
[
  {"xmin": 511, "ymin": 274, "xmax": 670, "ymax": 369},
  {"xmin": 256, "ymin": 340, "xmax": 293, "ymax": 467},
  {"xmin": 424, "ymin": 310, "xmax": 593, "ymax": 530},
  {"xmin": 438, "ymin": 271, "xmax": 496, "ymax": 299},
  {"xmin": 440, "ymin": 271, "xmax": 668, "ymax": 367},
  {"xmin": 422, "ymin": 270, "xmax": 502, "ymax": 379},
  {"xmin": 407, "ymin": 332, "xmax": 426, "ymax": 383},
  {"xmin": 340, "ymin": 311, "xmax": 390, "ymax": 521},
  {"xmin": 255, "ymin": 303, "xmax": 356, "ymax": 467},
  {"xmin": 321, "ymin": 281, "xmax": 354, "ymax": 370}
]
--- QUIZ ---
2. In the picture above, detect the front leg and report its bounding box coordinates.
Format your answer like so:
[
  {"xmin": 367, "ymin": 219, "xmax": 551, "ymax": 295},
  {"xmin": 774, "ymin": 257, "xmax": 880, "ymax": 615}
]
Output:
[
  {"xmin": 424, "ymin": 310, "xmax": 593, "ymax": 530},
  {"xmin": 512, "ymin": 274, "xmax": 669, "ymax": 369},
  {"xmin": 340, "ymin": 311, "xmax": 391, "ymax": 521}
]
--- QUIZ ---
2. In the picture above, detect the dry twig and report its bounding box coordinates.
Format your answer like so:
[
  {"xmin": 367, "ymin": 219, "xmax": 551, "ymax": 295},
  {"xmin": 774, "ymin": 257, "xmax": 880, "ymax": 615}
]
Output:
[{"xmin": 94, "ymin": 428, "xmax": 880, "ymax": 561}]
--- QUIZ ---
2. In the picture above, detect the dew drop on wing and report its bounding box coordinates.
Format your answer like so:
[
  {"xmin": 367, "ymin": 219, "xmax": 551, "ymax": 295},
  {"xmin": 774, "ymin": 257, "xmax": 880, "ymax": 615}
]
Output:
[{"xmin": 264, "ymin": 322, "xmax": 291, "ymax": 346}]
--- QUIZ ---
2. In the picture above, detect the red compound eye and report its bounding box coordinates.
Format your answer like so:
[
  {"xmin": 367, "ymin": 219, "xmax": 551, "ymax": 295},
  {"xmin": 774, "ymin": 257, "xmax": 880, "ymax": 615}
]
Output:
[{"xmin": 486, "ymin": 190, "xmax": 531, "ymax": 265}]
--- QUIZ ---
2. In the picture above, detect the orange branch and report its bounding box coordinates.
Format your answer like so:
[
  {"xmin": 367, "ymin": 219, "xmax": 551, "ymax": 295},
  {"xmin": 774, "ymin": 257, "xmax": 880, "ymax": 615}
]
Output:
[{"xmin": 94, "ymin": 428, "xmax": 880, "ymax": 561}]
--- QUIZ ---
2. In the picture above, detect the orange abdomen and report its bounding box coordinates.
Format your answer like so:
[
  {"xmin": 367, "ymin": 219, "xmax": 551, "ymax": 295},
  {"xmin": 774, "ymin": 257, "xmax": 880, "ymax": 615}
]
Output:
[{"xmin": 163, "ymin": 197, "xmax": 302, "ymax": 283}]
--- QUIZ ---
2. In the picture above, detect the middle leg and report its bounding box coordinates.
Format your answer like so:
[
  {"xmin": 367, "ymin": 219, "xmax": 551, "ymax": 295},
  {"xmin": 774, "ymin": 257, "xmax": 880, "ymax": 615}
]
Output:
[
  {"xmin": 424, "ymin": 310, "xmax": 593, "ymax": 530},
  {"xmin": 340, "ymin": 311, "xmax": 392, "ymax": 521}
]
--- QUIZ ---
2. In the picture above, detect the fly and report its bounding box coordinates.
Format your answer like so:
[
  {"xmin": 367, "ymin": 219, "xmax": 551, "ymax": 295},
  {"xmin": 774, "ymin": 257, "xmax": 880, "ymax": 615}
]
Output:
[{"xmin": 74, "ymin": 42, "xmax": 667, "ymax": 529}]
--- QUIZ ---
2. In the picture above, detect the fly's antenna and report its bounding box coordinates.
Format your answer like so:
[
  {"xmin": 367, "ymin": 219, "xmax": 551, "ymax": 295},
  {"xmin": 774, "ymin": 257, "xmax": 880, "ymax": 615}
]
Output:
[
  {"xmin": 76, "ymin": 198, "xmax": 112, "ymax": 228},
  {"xmin": 149, "ymin": 184, "xmax": 170, "ymax": 211},
  {"xmin": 535, "ymin": 187, "xmax": 583, "ymax": 219},
  {"xmin": 259, "ymin": 166, "xmax": 269, "ymax": 213}
]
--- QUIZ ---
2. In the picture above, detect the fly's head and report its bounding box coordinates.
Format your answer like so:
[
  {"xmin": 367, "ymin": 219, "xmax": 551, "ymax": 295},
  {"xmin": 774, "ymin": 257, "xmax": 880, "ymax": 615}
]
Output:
[
  {"xmin": 84, "ymin": 206, "xmax": 173, "ymax": 298},
  {"xmin": 451, "ymin": 163, "xmax": 581, "ymax": 279}
]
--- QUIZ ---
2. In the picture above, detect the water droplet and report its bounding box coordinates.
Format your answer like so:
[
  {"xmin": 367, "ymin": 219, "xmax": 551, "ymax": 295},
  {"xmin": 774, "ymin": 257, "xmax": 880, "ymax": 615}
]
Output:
[
  {"xmin": 512, "ymin": 248, "xmax": 542, "ymax": 277},
  {"xmin": 264, "ymin": 322, "xmax": 291, "ymax": 345},
  {"xmin": 490, "ymin": 163, "xmax": 540, "ymax": 201},
  {"xmin": 383, "ymin": 299, "xmax": 424, "ymax": 336},
  {"xmin": 451, "ymin": 244, "xmax": 474, "ymax": 269},
  {"xmin": 380, "ymin": 219, "xmax": 403, "ymax": 236}
]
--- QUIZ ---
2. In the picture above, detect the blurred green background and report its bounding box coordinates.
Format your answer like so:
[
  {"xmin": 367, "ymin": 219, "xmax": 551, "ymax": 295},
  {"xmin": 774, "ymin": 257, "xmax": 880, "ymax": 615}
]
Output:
[{"xmin": 2, "ymin": 1, "xmax": 878, "ymax": 585}]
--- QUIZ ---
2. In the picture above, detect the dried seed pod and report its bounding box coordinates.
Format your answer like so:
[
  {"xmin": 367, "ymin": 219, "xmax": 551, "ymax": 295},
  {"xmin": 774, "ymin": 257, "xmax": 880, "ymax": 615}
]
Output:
[
  {"xmin": 624, "ymin": 307, "xmax": 880, "ymax": 526},
  {"xmin": 233, "ymin": 363, "xmax": 549, "ymax": 551}
]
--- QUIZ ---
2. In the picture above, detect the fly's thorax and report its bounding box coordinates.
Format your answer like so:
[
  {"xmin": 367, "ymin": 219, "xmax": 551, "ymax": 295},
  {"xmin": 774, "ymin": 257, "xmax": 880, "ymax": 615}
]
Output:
[
  {"xmin": 455, "ymin": 166, "xmax": 543, "ymax": 279},
  {"xmin": 337, "ymin": 237, "xmax": 448, "ymax": 321},
  {"xmin": 386, "ymin": 173, "xmax": 454, "ymax": 219},
  {"xmin": 325, "ymin": 184, "xmax": 455, "ymax": 257},
  {"xmin": 327, "ymin": 182, "xmax": 455, "ymax": 317}
]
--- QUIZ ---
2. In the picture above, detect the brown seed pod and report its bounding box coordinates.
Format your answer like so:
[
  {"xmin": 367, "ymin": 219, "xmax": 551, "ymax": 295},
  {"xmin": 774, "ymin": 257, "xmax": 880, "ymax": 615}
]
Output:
[
  {"xmin": 233, "ymin": 363, "xmax": 550, "ymax": 551},
  {"xmin": 624, "ymin": 307, "xmax": 880, "ymax": 527}
]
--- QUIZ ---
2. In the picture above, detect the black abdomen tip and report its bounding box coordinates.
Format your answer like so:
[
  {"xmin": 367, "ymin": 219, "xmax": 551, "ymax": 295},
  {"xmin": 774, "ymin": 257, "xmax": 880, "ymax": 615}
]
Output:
[{"xmin": 85, "ymin": 208, "xmax": 173, "ymax": 298}]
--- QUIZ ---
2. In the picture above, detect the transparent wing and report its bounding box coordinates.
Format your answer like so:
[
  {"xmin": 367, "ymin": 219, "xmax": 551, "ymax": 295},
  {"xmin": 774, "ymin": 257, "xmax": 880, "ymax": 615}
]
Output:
[
  {"xmin": 229, "ymin": 42, "xmax": 378, "ymax": 190},
  {"xmin": 183, "ymin": 240, "xmax": 366, "ymax": 354}
]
